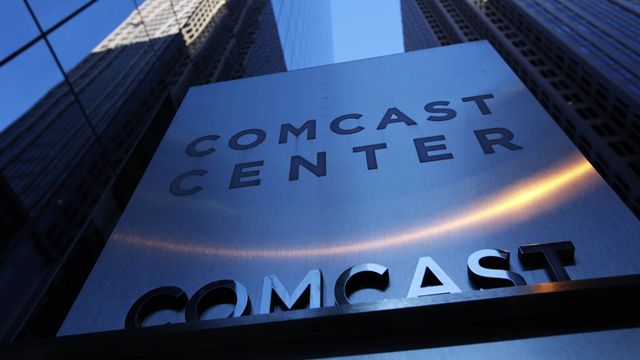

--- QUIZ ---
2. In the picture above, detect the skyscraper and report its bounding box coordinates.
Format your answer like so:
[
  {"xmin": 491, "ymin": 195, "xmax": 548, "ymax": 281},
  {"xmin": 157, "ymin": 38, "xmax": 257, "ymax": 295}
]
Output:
[
  {"xmin": 271, "ymin": 0, "xmax": 334, "ymax": 70},
  {"xmin": 401, "ymin": 0, "xmax": 640, "ymax": 215},
  {"xmin": 0, "ymin": 0, "xmax": 289, "ymax": 341}
]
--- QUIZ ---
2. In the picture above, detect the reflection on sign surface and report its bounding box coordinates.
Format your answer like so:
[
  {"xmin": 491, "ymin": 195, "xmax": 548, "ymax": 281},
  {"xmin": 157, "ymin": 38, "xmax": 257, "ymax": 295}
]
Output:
[{"xmin": 121, "ymin": 154, "xmax": 595, "ymax": 258}]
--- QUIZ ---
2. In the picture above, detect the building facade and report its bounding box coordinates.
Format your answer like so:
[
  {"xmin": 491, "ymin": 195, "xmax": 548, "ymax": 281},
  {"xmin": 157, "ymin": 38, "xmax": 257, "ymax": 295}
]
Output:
[
  {"xmin": 402, "ymin": 0, "xmax": 640, "ymax": 215},
  {"xmin": 271, "ymin": 0, "xmax": 334, "ymax": 70},
  {"xmin": 0, "ymin": 0, "xmax": 288, "ymax": 342}
]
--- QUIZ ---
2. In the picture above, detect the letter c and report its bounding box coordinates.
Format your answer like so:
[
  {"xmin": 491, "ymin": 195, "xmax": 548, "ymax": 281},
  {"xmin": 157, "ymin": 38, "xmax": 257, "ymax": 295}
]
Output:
[
  {"xmin": 335, "ymin": 263, "xmax": 389, "ymax": 305},
  {"xmin": 125, "ymin": 286, "xmax": 188, "ymax": 329},
  {"xmin": 186, "ymin": 135, "xmax": 220, "ymax": 157},
  {"xmin": 185, "ymin": 280, "xmax": 251, "ymax": 321},
  {"xmin": 330, "ymin": 113, "xmax": 364, "ymax": 135},
  {"xmin": 170, "ymin": 169, "xmax": 207, "ymax": 196}
]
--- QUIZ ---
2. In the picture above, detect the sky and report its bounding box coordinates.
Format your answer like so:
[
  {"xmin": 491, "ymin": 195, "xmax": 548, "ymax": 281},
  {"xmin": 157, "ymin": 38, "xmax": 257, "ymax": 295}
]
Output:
[
  {"xmin": 0, "ymin": 0, "xmax": 404, "ymax": 132},
  {"xmin": 331, "ymin": 0, "xmax": 403, "ymax": 63}
]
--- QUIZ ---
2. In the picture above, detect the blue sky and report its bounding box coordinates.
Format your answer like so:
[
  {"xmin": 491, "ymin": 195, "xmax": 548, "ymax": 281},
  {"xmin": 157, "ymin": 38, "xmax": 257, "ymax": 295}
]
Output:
[
  {"xmin": 331, "ymin": 0, "xmax": 403, "ymax": 63},
  {"xmin": 0, "ymin": 0, "xmax": 404, "ymax": 132}
]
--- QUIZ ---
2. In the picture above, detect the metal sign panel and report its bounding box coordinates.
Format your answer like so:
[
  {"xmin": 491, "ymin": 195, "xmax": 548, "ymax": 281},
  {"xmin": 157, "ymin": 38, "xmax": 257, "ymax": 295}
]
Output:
[{"xmin": 60, "ymin": 41, "xmax": 640, "ymax": 335}]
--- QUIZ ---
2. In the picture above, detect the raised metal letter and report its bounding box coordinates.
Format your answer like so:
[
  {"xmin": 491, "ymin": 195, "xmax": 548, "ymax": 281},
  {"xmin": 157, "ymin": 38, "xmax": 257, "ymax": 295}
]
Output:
[
  {"xmin": 468, "ymin": 249, "xmax": 526, "ymax": 289},
  {"xmin": 407, "ymin": 257, "xmax": 460, "ymax": 298},
  {"xmin": 519, "ymin": 241, "xmax": 575, "ymax": 282},
  {"xmin": 334, "ymin": 263, "xmax": 389, "ymax": 305},
  {"xmin": 185, "ymin": 280, "xmax": 250, "ymax": 321},
  {"xmin": 260, "ymin": 270, "xmax": 322, "ymax": 313},
  {"xmin": 125, "ymin": 286, "xmax": 188, "ymax": 329}
]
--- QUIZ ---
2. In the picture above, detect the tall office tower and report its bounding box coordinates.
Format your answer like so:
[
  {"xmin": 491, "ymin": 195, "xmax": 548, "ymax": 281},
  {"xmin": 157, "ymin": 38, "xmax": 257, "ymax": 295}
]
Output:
[
  {"xmin": 400, "ymin": 0, "xmax": 441, "ymax": 51},
  {"xmin": 402, "ymin": 0, "xmax": 640, "ymax": 215},
  {"xmin": 271, "ymin": 0, "xmax": 334, "ymax": 70},
  {"xmin": 0, "ymin": 0, "xmax": 286, "ymax": 341}
]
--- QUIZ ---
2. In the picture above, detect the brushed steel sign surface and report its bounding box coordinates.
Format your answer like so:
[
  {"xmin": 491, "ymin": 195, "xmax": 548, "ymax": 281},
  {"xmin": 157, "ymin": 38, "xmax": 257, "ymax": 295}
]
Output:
[{"xmin": 60, "ymin": 41, "xmax": 640, "ymax": 335}]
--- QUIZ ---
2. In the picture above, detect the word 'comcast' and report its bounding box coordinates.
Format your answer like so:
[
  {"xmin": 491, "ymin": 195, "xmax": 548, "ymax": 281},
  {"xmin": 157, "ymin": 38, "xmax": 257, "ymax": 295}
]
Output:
[{"xmin": 125, "ymin": 241, "xmax": 574, "ymax": 328}]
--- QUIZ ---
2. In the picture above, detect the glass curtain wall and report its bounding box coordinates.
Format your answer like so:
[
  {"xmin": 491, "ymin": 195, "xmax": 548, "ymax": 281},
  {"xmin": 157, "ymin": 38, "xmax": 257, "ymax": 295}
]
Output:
[{"xmin": 0, "ymin": 0, "xmax": 191, "ymax": 341}]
